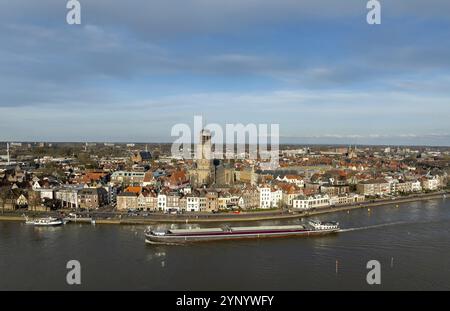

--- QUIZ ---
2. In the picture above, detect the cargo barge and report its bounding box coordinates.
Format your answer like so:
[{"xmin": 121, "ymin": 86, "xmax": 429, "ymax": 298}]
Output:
[{"xmin": 145, "ymin": 221, "xmax": 339, "ymax": 243}]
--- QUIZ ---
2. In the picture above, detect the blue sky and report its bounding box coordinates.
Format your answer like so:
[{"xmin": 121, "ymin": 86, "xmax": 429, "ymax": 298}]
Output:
[{"xmin": 0, "ymin": 0, "xmax": 450, "ymax": 145}]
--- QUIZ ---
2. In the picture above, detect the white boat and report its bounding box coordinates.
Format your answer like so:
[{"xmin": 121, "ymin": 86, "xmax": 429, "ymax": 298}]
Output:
[
  {"xmin": 308, "ymin": 220, "xmax": 340, "ymax": 231},
  {"xmin": 24, "ymin": 215, "xmax": 65, "ymax": 226}
]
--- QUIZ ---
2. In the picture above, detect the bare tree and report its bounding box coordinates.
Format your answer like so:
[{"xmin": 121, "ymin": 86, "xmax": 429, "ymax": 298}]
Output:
[
  {"xmin": 0, "ymin": 187, "xmax": 9, "ymax": 214},
  {"xmin": 27, "ymin": 190, "xmax": 42, "ymax": 211}
]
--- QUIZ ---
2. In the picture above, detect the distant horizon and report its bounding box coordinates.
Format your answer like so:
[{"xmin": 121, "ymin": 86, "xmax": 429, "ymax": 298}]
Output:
[{"xmin": 1, "ymin": 139, "xmax": 449, "ymax": 148}]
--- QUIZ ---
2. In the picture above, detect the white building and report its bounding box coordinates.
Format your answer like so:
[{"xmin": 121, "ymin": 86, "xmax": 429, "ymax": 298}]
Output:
[
  {"xmin": 258, "ymin": 186, "xmax": 271, "ymax": 208},
  {"xmin": 257, "ymin": 185, "xmax": 285, "ymax": 209},
  {"xmin": 411, "ymin": 180, "xmax": 422, "ymax": 192},
  {"xmin": 293, "ymin": 194, "xmax": 330, "ymax": 210},
  {"xmin": 55, "ymin": 186, "xmax": 83, "ymax": 209},
  {"xmin": 157, "ymin": 194, "xmax": 167, "ymax": 211},
  {"xmin": 186, "ymin": 196, "xmax": 200, "ymax": 212}
]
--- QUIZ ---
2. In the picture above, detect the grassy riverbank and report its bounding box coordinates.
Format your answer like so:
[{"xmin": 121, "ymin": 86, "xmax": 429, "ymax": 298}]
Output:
[{"xmin": 0, "ymin": 191, "xmax": 448, "ymax": 225}]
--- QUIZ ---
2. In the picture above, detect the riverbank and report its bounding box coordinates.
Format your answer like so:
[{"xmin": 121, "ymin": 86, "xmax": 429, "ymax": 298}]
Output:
[
  {"xmin": 126, "ymin": 191, "xmax": 447, "ymax": 224},
  {"xmin": 0, "ymin": 191, "xmax": 448, "ymax": 225}
]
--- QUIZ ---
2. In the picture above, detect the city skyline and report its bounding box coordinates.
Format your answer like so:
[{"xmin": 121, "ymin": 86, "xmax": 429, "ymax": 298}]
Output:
[{"xmin": 1, "ymin": 1, "xmax": 450, "ymax": 145}]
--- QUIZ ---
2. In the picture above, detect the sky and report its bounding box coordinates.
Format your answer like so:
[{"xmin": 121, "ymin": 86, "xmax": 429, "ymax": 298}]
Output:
[{"xmin": 0, "ymin": 0, "xmax": 449, "ymax": 145}]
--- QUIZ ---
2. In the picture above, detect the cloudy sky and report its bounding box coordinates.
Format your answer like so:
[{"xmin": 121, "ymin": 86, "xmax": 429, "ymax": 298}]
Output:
[{"xmin": 0, "ymin": 0, "xmax": 449, "ymax": 145}]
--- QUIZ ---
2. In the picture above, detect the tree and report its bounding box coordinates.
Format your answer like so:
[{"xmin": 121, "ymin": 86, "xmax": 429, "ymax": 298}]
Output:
[
  {"xmin": 27, "ymin": 190, "xmax": 42, "ymax": 211},
  {"xmin": 0, "ymin": 187, "xmax": 10, "ymax": 214}
]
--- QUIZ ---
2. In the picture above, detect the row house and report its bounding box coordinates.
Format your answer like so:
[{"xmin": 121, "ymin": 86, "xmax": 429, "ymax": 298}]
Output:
[
  {"xmin": 78, "ymin": 188, "xmax": 108, "ymax": 209},
  {"xmin": 137, "ymin": 192, "xmax": 158, "ymax": 211},
  {"xmin": 278, "ymin": 183, "xmax": 303, "ymax": 207},
  {"xmin": 257, "ymin": 185, "xmax": 284, "ymax": 209},
  {"xmin": 205, "ymin": 191, "xmax": 219, "ymax": 212},
  {"xmin": 123, "ymin": 190, "xmax": 220, "ymax": 213},
  {"xmin": 258, "ymin": 186, "xmax": 272, "ymax": 208},
  {"xmin": 117, "ymin": 186, "xmax": 159, "ymax": 211},
  {"xmin": 154, "ymin": 192, "xmax": 184, "ymax": 212},
  {"xmin": 238, "ymin": 187, "xmax": 259, "ymax": 210},
  {"xmin": 157, "ymin": 194, "xmax": 167, "ymax": 211},
  {"xmin": 199, "ymin": 196, "xmax": 207, "ymax": 211},
  {"xmin": 117, "ymin": 192, "xmax": 138, "ymax": 210},
  {"xmin": 167, "ymin": 193, "xmax": 181, "ymax": 211},
  {"xmin": 186, "ymin": 195, "xmax": 200, "ymax": 212},
  {"xmin": 217, "ymin": 193, "xmax": 240, "ymax": 210},
  {"xmin": 218, "ymin": 195, "xmax": 229, "ymax": 210},
  {"xmin": 271, "ymin": 189, "xmax": 283, "ymax": 208}
]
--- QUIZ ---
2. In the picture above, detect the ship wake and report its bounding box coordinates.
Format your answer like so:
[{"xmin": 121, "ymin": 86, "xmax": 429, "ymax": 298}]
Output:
[{"xmin": 338, "ymin": 221, "xmax": 409, "ymax": 233}]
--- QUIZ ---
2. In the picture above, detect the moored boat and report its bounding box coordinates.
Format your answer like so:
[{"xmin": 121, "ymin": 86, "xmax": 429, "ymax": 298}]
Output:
[
  {"xmin": 145, "ymin": 223, "xmax": 340, "ymax": 244},
  {"xmin": 24, "ymin": 215, "xmax": 65, "ymax": 226}
]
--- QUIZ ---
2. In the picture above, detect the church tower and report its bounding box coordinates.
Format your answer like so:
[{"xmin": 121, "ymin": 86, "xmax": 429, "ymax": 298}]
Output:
[
  {"xmin": 191, "ymin": 129, "xmax": 214, "ymax": 186},
  {"xmin": 197, "ymin": 129, "xmax": 212, "ymax": 170}
]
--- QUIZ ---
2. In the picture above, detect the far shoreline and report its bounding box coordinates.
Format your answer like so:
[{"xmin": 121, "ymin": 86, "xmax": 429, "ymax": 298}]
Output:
[{"xmin": 0, "ymin": 191, "xmax": 448, "ymax": 225}]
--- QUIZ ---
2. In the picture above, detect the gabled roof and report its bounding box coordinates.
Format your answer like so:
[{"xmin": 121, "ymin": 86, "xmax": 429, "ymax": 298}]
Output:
[{"xmin": 125, "ymin": 186, "xmax": 142, "ymax": 194}]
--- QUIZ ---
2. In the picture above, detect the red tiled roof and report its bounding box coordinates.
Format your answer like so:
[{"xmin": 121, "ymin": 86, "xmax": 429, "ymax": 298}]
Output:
[{"xmin": 125, "ymin": 186, "xmax": 142, "ymax": 193}]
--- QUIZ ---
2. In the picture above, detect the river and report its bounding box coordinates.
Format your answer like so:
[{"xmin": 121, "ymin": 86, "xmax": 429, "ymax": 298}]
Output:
[{"xmin": 1, "ymin": 197, "xmax": 449, "ymax": 290}]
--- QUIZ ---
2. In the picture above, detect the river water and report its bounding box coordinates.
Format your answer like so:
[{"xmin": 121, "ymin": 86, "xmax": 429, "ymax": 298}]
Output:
[{"xmin": 1, "ymin": 198, "xmax": 449, "ymax": 290}]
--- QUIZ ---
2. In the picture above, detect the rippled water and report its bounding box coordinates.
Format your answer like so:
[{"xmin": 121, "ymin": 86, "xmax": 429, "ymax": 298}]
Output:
[{"xmin": 1, "ymin": 198, "xmax": 450, "ymax": 290}]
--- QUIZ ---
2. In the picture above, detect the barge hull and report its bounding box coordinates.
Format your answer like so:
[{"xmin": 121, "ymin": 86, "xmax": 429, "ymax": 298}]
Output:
[{"xmin": 145, "ymin": 229, "xmax": 338, "ymax": 243}]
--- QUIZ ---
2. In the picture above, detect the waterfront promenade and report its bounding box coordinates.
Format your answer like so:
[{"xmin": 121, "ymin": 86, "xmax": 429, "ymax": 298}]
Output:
[{"xmin": 0, "ymin": 190, "xmax": 448, "ymax": 225}]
